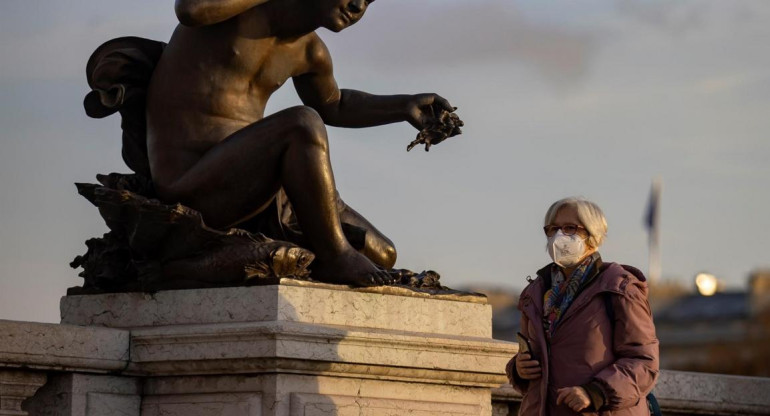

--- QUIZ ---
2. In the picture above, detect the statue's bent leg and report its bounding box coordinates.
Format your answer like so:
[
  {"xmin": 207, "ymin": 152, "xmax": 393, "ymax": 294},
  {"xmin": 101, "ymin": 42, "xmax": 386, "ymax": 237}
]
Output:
[
  {"xmin": 339, "ymin": 204, "xmax": 397, "ymax": 269},
  {"xmin": 159, "ymin": 106, "xmax": 392, "ymax": 286}
]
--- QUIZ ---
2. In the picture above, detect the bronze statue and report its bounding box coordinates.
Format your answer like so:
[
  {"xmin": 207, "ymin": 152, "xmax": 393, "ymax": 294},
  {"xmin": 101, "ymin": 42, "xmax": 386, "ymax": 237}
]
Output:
[{"xmin": 74, "ymin": 0, "xmax": 463, "ymax": 291}]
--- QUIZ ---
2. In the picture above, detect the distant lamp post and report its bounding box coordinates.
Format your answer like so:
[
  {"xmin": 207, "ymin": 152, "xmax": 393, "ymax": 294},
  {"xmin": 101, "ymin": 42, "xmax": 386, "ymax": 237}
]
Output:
[{"xmin": 695, "ymin": 273, "xmax": 719, "ymax": 296}]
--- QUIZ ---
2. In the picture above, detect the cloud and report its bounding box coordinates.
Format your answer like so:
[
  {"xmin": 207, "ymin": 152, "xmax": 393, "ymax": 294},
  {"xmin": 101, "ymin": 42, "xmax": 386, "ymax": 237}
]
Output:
[
  {"xmin": 0, "ymin": 1, "xmax": 173, "ymax": 81},
  {"xmin": 614, "ymin": 0, "xmax": 709, "ymax": 35},
  {"xmin": 695, "ymin": 74, "xmax": 751, "ymax": 95},
  {"xmin": 614, "ymin": 0, "xmax": 770, "ymax": 36},
  {"xmin": 1, "ymin": 0, "xmax": 599, "ymax": 90},
  {"xmin": 330, "ymin": 0, "xmax": 599, "ymax": 91}
]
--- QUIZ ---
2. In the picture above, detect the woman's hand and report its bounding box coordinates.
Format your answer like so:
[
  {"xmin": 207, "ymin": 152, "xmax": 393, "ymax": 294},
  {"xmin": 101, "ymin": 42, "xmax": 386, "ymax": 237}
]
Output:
[
  {"xmin": 515, "ymin": 352, "xmax": 542, "ymax": 380},
  {"xmin": 556, "ymin": 386, "xmax": 591, "ymax": 412}
]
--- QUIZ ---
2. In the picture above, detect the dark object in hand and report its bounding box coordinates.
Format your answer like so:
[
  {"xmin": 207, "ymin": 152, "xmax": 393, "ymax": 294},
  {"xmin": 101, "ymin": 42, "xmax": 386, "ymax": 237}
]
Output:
[
  {"xmin": 407, "ymin": 110, "xmax": 464, "ymax": 152},
  {"xmin": 516, "ymin": 331, "xmax": 536, "ymax": 360},
  {"xmin": 388, "ymin": 269, "xmax": 442, "ymax": 289}
]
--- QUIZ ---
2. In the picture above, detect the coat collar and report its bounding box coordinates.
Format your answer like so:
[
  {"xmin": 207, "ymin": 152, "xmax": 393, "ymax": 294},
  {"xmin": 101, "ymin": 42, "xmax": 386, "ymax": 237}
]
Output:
[
  {"xmin": 521, "ymin": 255, "xmax": 645, "ymax": 311},
  {"xmin": 533, "ymin": 254, "xmax": 604, "ymax": 293}
]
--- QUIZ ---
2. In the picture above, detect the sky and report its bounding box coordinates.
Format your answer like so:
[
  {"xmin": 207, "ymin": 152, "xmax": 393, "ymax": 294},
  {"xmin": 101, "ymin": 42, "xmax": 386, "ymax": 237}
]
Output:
[{"xmin": 1, "ymin": 0, "xmax": 769, "ymax": 323}]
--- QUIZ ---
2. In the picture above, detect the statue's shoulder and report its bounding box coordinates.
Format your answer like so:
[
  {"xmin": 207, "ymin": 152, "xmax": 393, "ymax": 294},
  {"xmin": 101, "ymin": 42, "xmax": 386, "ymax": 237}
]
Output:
[
  {"xmin": 292, "ymin": 32, "xmax": 333, "ymax": 74},
  {"xmin": 303, "ymin": 32, "xmax": 332, "ymax": 61}
]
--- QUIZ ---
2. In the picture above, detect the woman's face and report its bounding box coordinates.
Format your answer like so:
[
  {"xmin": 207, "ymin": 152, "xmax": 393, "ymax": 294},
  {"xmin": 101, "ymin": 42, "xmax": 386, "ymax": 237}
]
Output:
[
  {"xmin": 547, "ymin": 206, "xmax": 595, "ymax": 260},
  {"xmin": 549, "ymin": 206, "xmax": 589, "ymax": 239}
]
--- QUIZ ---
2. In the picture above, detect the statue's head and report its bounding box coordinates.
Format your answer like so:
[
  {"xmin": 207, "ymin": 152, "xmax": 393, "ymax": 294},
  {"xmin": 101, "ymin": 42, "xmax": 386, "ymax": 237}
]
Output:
[{"xmin": 316, "ymin": 0, "xmax": 374, "ymax": 32}]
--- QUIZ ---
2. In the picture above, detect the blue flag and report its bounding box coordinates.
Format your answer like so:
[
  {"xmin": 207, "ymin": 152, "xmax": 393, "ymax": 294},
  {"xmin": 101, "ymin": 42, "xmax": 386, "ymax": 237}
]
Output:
[{"xmin": 644, "ymin": 179, "xmax": 661, "ymax": 237}]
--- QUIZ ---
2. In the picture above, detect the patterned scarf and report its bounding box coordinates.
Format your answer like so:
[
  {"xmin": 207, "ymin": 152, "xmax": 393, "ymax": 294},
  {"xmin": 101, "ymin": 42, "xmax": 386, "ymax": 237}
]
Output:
[{"xmin": 542, "ymin": 252, "xmax": 599, "ymax": 338}]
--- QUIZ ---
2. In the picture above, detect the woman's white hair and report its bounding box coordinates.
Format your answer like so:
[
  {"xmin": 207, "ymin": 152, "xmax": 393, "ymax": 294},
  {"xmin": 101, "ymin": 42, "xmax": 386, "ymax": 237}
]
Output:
[{"xmin": 544, "ymin": 197, "xmax": 608, "ymax": 248}]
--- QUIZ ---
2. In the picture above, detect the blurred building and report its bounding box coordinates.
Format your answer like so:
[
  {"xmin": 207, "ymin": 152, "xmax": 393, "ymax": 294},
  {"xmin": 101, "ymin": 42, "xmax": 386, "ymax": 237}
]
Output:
[
  {"xmin": 654, "ymin": 269, "xmax": 770, "ymax": 376},
  {"xmin": 654, "ymin": 291, "xmax": 752, "ymax": 374},
  {"xmin": 463, "ymin": 286, "xmax": 520, "ymax": 341}
]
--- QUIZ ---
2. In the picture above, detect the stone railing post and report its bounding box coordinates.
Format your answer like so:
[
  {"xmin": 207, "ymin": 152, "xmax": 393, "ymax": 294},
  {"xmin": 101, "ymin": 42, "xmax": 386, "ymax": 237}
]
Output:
[{"xmin": 0, "ymin": 370, "xmax": 46, "ymax": 416}]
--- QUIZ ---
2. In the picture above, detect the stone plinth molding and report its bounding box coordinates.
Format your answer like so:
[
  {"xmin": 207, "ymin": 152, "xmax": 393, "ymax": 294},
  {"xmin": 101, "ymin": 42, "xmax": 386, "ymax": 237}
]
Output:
[{"xmin": 61, "ymin": 280, "xmax": 491, "ymax": 337}]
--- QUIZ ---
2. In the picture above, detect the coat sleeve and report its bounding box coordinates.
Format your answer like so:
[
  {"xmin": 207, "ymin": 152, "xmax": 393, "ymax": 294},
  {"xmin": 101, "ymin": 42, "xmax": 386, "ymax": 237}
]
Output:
[
  {"xmin": 507, "ymin": 311, "xmax": 531, "ymax": 393},
  {"xmin": 593, "ymin": 281, "xmax": 659, "ymax": 410}
]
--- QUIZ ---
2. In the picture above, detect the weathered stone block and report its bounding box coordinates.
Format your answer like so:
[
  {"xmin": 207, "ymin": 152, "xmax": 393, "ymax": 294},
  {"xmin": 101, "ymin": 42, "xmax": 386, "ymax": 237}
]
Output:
[{"xmin": 60, "ymin": 280, "xmax": 491, "ymax": 337}]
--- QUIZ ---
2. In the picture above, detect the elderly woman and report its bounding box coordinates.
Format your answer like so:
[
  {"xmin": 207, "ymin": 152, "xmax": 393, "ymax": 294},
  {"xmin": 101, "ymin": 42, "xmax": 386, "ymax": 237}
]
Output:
[{"xmin": 506, "ymin": 197, "xmax": 659, "ymax": 416}]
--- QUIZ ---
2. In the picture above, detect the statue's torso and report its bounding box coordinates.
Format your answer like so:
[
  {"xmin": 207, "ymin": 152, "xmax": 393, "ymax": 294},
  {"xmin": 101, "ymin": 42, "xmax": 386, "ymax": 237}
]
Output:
[{"xmin": 146, "ymin": 15, "xmax": 316, "ymax": 186}]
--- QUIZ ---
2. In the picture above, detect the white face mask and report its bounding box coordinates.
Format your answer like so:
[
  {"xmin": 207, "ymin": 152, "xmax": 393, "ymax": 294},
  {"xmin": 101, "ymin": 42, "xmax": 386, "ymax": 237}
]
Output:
[{"xmin": 547, "ymin": 230, "xmax": 587, "ymax": 268}]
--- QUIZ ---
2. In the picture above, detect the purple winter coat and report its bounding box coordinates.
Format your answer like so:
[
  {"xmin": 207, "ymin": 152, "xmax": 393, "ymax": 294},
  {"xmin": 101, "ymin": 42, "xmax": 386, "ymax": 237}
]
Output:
[{"xmin": 506, "ymin": 261, "xmax": 659, "ymax": 416}]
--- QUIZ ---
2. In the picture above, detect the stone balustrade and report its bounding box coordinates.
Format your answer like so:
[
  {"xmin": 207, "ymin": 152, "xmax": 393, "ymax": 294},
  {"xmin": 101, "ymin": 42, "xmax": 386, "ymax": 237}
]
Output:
[
  {"xmin": 1, "ymin": 281, "xmax": 769, "ymax": 415},
  {"xmin": 492, "ymin": 370, "xmax": 770, "ymax": 416},
  {"xmin": 2, "ymin": 281, "xmax": 514, "ymax": 415},
  {"xmin": 0, "ymin": 320, "xmax": 129, "ymax": 415}
]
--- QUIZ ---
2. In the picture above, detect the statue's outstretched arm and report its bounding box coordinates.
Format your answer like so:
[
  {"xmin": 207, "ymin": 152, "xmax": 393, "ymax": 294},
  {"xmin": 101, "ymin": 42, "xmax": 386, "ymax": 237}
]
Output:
[
  {"xmin": 175, "ymin": 0, "xmax": 273, "ymax": 26},
  {"xmin": 293, "ymin": 35, "xmax": 455, "ymax": 131}
]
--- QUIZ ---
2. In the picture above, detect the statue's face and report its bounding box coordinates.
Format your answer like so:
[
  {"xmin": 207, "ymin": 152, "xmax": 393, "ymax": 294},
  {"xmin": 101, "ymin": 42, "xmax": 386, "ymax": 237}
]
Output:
[{"xmin": 317, "ymin": 0, "xmax": 374, "ymax": 32}]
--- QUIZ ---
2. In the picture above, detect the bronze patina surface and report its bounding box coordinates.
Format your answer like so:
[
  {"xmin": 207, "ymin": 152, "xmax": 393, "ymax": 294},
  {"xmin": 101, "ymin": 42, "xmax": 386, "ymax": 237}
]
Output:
[{"xmin": 74, "ymin": 0, "xmax": 463, "ymax": 292}]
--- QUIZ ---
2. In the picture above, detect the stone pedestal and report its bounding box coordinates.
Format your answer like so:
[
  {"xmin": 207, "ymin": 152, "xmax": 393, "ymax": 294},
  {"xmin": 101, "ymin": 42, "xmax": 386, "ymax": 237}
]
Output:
[{"xmin": 55, "ymin": 280, "xmax": 515, "ymax": 415}]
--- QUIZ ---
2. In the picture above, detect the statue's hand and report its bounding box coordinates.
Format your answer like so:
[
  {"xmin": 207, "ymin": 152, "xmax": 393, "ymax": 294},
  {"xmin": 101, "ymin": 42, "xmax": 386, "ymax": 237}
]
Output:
[
  {"xmin": 405, "ymin": 93, "xmax": 455, "ymax": 130},
  {"xmin": 404, "ymin": 94, "xmax": 463, "ymax": 152}
]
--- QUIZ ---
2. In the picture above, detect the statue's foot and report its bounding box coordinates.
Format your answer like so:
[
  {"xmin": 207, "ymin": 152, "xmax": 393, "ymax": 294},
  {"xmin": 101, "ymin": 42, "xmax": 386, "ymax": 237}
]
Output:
[{"xmin": 312, "ymin": 249, "xmax": 393, "ymax": 287}]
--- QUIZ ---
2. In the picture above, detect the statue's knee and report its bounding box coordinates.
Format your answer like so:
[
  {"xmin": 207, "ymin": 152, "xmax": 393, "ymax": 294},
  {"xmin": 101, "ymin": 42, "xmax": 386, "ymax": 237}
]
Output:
[
  {"xmin": 288, "ymin": 106, "xmax": 328, "ymax": 149},
  {"xmin": 370, "ymin": 242, "xmax": 396, "ymax": 270},
  {"xmin": 382, "ymin": 244, "xmax": 397, "ymax": 269}
]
